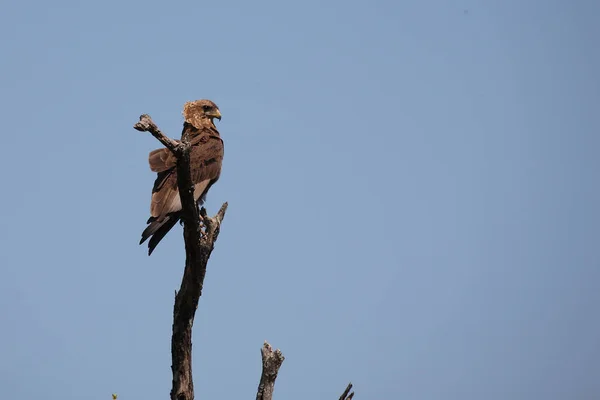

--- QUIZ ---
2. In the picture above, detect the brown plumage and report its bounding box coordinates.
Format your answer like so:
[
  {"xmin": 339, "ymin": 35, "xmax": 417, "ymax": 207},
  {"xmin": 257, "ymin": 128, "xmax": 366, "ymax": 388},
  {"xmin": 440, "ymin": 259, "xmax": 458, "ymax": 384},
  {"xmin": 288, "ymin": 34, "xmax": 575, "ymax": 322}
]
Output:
[{"xmin": 140, "ymin": 99, "xmax": 224, "ymax": 255}]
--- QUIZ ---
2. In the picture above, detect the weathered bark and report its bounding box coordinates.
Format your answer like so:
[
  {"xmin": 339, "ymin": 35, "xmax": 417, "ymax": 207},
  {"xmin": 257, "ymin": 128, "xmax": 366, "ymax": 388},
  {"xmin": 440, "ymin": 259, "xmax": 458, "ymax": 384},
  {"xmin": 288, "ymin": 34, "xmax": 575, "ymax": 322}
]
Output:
[
  {"xmin": 134, "ymin": 114, "xmax": 180, "ymax": 154},
  {"xmin": 169, "ymin": 202, "xmax": 227, "ymax": 400},
  {"xmin": 256, "ymin": 342, "xmax": 285, "ymax": 400}
]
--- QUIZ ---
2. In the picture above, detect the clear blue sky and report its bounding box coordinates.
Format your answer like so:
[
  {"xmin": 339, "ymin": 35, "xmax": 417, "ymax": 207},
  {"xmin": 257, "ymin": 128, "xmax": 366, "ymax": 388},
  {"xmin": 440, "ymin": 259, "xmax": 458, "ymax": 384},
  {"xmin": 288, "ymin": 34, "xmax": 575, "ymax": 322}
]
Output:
[{"xmin": 0, "ymin": 0, "xmax": 598, "ymax": 399}]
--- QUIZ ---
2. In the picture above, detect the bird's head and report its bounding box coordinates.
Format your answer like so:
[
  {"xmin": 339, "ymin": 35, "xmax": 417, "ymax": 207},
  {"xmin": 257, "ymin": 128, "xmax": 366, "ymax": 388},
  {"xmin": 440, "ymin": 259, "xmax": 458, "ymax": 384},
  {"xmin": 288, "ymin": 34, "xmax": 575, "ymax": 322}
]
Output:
[{"xmin": 183, "ymin": 99, "xmax": 221, "ymax": 128}]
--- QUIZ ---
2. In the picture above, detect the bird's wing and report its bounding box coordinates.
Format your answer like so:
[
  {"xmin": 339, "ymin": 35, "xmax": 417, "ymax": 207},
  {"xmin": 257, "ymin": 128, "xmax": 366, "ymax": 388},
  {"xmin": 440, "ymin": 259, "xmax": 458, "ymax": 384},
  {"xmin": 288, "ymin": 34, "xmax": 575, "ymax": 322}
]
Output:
[
  {"xmin": 149, "ymin": 168, "xmax": 178, "ymax": 219},
  {"xmin": 148, "ymin": 148, "xmax": 177, "ymax": 172},
  {"xmin": 149, "ymin": 132, "xmax": 223, "ymax": 221}
]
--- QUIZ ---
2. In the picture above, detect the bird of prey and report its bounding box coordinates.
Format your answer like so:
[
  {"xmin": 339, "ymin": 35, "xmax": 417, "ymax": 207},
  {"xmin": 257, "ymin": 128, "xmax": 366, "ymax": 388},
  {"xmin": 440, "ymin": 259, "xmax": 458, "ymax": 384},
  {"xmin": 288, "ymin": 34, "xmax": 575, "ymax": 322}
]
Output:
[{"xmin": 140, "ymin": 99, "xmax": 224, "ymax": 255}]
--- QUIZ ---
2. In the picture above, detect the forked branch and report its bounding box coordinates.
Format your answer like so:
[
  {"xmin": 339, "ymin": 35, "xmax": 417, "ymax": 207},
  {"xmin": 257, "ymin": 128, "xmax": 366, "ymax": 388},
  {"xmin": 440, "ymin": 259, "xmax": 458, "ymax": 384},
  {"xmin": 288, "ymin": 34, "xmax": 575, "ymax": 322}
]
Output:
[{"xmin": 134, "ymin": 113, "xmax": 352, "ymax": 400}]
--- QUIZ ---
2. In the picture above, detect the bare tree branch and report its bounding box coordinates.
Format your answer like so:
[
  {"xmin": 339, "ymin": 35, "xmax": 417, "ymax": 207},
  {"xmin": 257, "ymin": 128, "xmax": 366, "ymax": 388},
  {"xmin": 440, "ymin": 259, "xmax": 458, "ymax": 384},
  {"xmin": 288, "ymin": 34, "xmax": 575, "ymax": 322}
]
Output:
[
  {"xmin": 134, "ymin": 113, "xmax": 352, "ymax": 400},
  {"xmin": 256, "ymin": 341, "xmax": 285, "ymax": 400},
  {"xmin": 134, "ymin": 114, "xmax": 181, "ymax": 154},
  {"xmin": 134, "ymin": 114, "xmax": 228, "ymax": 400},
  {"xmin": 339, "ymin": 383, "xmax": 354, "ymax": 400},
  {"xmin": 170, "ymin": 202, "xmax": 227, "ymax": 400}
]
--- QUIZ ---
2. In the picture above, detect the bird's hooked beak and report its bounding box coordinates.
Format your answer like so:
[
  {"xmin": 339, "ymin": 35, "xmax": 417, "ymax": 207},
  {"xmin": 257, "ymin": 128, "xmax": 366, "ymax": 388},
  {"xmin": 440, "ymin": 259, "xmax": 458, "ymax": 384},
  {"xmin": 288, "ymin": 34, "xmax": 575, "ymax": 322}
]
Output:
[{"xmin": 210, "ymin": 109, "xmax": 222, "ymax": 121}]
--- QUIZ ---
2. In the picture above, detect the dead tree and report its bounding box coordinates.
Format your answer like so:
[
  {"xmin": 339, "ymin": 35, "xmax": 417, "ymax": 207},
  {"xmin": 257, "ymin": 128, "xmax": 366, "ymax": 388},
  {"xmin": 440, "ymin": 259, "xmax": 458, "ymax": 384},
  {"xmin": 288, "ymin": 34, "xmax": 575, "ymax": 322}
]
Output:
[{"xmin": 133, "ymin": 108, "xmax": 353, "ymax": 400}]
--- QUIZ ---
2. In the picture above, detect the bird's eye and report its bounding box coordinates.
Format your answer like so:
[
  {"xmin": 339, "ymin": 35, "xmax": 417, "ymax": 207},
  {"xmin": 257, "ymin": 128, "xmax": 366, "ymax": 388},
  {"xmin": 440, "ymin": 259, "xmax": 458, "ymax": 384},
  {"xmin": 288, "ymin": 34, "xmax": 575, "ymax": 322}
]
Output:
[{"xmin": 202, "ymin": 105, "xmax": 211, "ymax": 111}]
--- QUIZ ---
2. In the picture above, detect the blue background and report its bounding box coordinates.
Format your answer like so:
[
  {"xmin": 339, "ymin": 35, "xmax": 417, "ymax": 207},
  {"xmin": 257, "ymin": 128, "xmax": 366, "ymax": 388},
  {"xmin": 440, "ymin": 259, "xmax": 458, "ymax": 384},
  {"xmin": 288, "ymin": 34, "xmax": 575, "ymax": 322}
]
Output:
[{"xmin": 1, "ymin": 0, "xmax": 599, "ymax": 399}]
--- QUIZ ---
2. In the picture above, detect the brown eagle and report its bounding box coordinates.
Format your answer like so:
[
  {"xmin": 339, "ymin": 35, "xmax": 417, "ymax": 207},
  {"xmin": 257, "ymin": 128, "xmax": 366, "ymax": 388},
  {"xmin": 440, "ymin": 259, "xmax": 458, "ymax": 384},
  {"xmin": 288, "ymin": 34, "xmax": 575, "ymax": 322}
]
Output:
[{"xmin": 140, "ymin": 99, "xmax": 224, "ymax": 255}]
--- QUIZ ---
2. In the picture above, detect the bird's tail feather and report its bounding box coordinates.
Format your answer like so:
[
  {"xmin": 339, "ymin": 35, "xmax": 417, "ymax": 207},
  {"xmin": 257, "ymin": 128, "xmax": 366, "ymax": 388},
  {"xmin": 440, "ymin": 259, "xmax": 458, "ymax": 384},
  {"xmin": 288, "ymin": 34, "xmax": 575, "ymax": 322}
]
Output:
[{"xmin": 140, "ymin": 214, "xmax": 180, "ymax": 255}]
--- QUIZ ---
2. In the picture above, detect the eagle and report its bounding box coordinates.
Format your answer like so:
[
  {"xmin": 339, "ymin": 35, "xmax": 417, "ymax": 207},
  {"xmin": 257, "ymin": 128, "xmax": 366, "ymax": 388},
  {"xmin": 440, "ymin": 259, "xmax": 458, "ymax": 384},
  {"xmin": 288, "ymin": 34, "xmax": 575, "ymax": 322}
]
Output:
[{"xmin": 140, "ymin": 99, "xmax": 224, "ymax": 255}]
